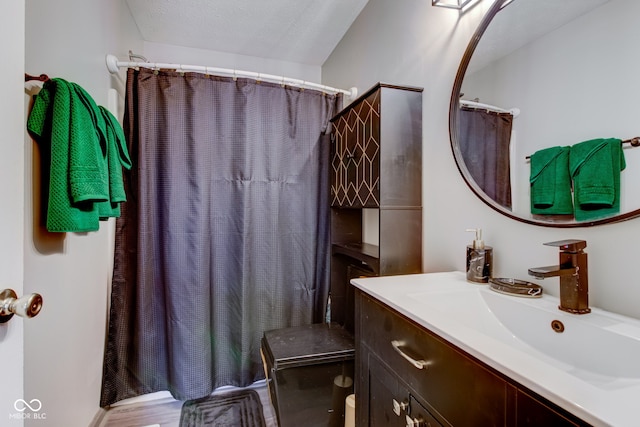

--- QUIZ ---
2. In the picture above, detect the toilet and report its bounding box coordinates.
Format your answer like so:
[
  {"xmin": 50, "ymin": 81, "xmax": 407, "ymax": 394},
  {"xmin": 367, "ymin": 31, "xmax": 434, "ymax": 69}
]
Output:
[
  {"xmin": 260, "ymin": 255, "xmax": 376, "ymax": 426},
  {"xmin": 261, "ymin": 322, "xmax": 355, "ymax": 427}
]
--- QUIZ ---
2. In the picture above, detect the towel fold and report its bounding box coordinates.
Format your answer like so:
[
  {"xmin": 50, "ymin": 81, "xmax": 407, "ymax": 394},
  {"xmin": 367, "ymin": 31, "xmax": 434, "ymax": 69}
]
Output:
[
  {"xmin": 97, "ymin": 106, "xmax": 132, "ymax": 220},
  {"xmin": 529, "ymin": 146, "xmax": 573, "ymax": 215},
  {"xmin": 68, "ymin": 82, "xmax": 109, "ymax": 204},
  {"xmin": 569, "ymin": 138, "xmax": 625, "ymax": 221}
]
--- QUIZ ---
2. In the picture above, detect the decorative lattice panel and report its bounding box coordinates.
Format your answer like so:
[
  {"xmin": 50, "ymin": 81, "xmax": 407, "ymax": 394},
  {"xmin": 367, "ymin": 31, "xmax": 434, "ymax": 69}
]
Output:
[{"xmin": 331, "ymin": 90, "xmax": 381, "ymax": 207}]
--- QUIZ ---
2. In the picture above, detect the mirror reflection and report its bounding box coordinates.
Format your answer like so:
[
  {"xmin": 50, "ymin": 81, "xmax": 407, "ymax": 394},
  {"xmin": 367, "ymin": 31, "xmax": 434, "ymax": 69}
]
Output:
[{"xmin": 451, "ymin": 0, "xmax": 640, "ymax": 226}]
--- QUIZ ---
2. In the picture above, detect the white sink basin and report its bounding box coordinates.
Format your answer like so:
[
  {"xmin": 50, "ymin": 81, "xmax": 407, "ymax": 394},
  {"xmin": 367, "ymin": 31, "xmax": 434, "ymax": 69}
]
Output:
[
  {"xmin": 408, "ymin": 284, "xmax": 640, "ymax": 383},
  {"xmin": 351, "ymin": 271, "xmax": 640, "ymax": 426}
]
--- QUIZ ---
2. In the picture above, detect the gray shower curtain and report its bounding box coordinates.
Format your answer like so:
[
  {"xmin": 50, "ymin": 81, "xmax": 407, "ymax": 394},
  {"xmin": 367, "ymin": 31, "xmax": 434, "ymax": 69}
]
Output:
[
  {"xmin": 100, "ymin": 68, "xmax": 342, "ymax": 406},
  {"xmin": 459, "ymin": 106, "xmax": 513, "ymax": 209}
]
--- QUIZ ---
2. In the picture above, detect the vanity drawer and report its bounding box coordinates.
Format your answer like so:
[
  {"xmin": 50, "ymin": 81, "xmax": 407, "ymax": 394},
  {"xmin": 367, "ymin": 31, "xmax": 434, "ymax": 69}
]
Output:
[{"xmin": 359, "ymin": 293, "xmax": 509, "ymax": 426}]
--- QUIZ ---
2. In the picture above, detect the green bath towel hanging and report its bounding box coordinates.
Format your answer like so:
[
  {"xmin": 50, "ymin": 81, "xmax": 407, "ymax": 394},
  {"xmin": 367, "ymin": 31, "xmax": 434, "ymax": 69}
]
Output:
[
  {"xmin": 569, "ymin": 138, "xmax": 625, "ymax": 222},
  {"xmin": 529, "ymin": 146, "xmax": 573, "ymax": 215},
  {"xmin": 27, "ymin": 78, "xmax": 131, "ymax": 232}
]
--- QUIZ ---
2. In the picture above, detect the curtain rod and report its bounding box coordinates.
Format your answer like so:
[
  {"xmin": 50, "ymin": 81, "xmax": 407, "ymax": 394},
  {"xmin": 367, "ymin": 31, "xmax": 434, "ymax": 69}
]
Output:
[
  {"xmin": 105, "ymin": 54, "xmax": 357, "ymax": 100},
  {"xmin": 460, "ymin": 99, "xmax": 520, "ymax": 118}
]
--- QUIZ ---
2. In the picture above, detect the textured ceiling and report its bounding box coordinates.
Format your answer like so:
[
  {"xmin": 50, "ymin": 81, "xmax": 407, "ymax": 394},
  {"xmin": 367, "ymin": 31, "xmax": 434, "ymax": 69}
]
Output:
[{"xmin": 125, "ymin": 0, "xmax": 370, "ymax": 66}]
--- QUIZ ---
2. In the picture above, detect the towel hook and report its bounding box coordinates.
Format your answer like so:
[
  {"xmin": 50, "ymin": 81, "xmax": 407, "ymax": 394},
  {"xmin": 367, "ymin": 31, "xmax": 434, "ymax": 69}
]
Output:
[
  {"xmin": 25, "ymin": 73, "xmax": 50, "ymax": 83},
  {"xmin": 624, "ymin": 137, "xmax": 640, "ymax": 147}
]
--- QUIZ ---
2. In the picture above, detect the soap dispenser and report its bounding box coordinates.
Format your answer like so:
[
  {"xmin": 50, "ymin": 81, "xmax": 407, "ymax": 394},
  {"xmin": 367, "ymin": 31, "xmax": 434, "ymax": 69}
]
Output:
[{"xmin": 466, "ymin": 228, "xmax": 493, "ymax": 283}]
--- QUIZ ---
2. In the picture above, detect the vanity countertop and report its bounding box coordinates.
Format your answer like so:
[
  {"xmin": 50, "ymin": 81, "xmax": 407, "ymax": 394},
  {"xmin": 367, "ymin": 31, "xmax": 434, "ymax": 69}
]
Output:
[{"xmin": 351, "ymin": 271, "xmax": 640, "ymax": 427}]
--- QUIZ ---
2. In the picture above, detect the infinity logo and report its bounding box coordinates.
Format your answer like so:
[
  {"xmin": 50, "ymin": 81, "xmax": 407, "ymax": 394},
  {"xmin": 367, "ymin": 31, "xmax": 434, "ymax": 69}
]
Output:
[{"xmin": 14, "ymin": 399, "xmax": 42, "ymax": 412}]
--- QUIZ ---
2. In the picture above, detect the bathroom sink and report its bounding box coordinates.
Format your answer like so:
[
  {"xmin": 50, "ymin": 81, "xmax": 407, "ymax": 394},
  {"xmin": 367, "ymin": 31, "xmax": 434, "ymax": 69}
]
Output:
[
  {"xmin": 351, "ymin": 271, "xmax": 640, "ymax": 426},
  {"xmin": 408, "ymin": 284, "xmax": 640, "ymax": 382}
]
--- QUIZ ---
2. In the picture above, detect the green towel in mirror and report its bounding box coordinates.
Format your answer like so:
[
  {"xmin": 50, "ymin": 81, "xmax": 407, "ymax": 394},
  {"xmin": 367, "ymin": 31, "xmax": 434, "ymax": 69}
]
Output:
[
  {"xmin": 569, "ymin": 138, "xmax": 625, "ymax": 222},
  {"xmin": 530, "ymin": 146, "xmax": 573, "ymax": 215}
]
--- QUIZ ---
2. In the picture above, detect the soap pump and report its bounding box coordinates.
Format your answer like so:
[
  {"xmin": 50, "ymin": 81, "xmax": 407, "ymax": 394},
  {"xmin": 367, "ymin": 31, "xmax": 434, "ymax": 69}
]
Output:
[{"xmin": 466, "ymin": 228, "xmax": 493, "ymax": 283}]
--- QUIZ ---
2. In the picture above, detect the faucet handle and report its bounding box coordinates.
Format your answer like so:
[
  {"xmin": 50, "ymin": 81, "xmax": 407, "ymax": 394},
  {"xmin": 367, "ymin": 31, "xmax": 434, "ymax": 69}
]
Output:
[{"xmin": 543, "ymin": 239, "xmax": 586, "ymax": 252}]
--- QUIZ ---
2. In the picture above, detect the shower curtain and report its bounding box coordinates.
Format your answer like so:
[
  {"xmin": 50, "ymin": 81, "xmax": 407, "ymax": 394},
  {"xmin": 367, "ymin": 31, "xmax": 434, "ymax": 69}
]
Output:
[
  {"xmin": 458, "ymin": 107, "xmax": 513, "ymax": 209},
  {"xmin": 100, "ymin": 68, "xmax": 342, "ymax": 406}
]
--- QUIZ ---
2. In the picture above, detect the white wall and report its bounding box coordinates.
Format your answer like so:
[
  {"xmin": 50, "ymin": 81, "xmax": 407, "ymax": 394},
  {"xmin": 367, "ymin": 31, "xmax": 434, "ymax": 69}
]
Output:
[
  {"xmin": 323, "ymin": 0, "xmax": 640, "ymax": 320},
  {"xmin": 1, "ymin": 1, "xmax": 25, "ymax": 426},
  {"xmin": 24, "ymin": 1, "xmax": 141, "ymax": 426}
]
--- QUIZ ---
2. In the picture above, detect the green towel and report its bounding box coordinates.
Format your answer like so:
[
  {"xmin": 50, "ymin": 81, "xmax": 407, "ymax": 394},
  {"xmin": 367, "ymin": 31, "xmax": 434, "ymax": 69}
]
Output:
[
  {"xmin": 97, "ymin": 106, "xmax": 132, "ymax": 220},
  {"xmin": 27, "ymin": 78, "xmax": 131, "ymax": 232},
  {"xmin": 569, "ymin": 138, "xmax": 625, "ymax": 222},
  {"xmin": 529, "ymin": 146, "xmax": 573, "ymax": 215},
  {"xmin": 68, "ymin": 81, "xmax": 109, "ymax": 204}
]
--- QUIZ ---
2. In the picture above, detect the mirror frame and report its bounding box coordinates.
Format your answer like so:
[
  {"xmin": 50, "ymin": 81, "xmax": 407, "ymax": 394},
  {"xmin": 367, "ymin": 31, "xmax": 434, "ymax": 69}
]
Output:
[{"xmin": 449, "ymin": 0, "xmax": 640, "ymax": 227}]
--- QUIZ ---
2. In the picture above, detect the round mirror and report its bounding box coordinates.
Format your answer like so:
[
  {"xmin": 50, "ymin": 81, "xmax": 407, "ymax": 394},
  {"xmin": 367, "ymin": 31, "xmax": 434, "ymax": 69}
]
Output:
[{"xmin": 450, "ymin": 0, "xmax": 640, "ymax": 227}]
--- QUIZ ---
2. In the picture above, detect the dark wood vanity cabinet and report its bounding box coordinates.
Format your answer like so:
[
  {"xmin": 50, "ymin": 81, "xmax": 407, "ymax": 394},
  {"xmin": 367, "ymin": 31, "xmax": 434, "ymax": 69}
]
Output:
[
  {"xmin": 329, "ymin": 83, "xmax": 423, "ymax": 329},
  {"xmin": 355, "ymin": 290, "xmax": 591, "ymax": 427}
]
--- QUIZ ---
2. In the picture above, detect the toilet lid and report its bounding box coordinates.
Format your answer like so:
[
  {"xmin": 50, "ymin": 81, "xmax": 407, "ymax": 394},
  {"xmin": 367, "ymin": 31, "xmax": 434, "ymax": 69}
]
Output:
[{"xmin": 262, "ymin": 323, "xmax": 355, "ymax": 369}]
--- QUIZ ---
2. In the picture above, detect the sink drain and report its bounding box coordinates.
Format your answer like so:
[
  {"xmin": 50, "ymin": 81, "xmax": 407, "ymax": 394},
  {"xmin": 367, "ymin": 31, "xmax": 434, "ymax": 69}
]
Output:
[{"xmin": 551, "ymin": 320, "xmax": 565, "ymax": 333}]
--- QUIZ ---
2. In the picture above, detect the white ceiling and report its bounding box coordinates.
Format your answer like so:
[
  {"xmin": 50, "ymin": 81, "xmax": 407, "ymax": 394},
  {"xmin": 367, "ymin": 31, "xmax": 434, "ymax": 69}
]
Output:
[{"xmin": 125, "ymin": 0, "xmax": 370, "ymax": 66}]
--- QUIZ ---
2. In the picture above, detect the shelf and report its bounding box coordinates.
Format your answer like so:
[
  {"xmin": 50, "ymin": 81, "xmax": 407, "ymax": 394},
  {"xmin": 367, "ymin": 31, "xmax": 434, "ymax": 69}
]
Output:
[
  {"xmin": 332, "ymin": 242, "xmax": 380, "ymax": 269},
  {"xmin": 329, "ymin": 83, "xmax": 422, "ymax": 327}
]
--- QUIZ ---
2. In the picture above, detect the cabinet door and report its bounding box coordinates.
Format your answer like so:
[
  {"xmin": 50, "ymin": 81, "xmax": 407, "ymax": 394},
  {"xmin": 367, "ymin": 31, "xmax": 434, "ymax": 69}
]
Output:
[
  {"xmin": 368, "ymin": 354, "xmax": 410, "ymax": 427},
  {"xmin": 409, "ymin": 396, "xmax": 442, "ymax": 427},
  {"xmin": 331, "ymin": 89, "xmax": 380, "ymax": 208},
  {"xmin": 516, "ymin": 390, "xmax": 586, "ymax": 426},
  {"xmin": 366, "ymin": 354, "xmax": 442, "ymax": 427}
]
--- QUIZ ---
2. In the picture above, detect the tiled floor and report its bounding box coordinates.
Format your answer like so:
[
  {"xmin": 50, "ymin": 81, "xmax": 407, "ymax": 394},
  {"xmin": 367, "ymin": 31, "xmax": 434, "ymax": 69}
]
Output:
[{"xmin": 95, "ymin": 383, "xmax": 278, "ymax": 427}]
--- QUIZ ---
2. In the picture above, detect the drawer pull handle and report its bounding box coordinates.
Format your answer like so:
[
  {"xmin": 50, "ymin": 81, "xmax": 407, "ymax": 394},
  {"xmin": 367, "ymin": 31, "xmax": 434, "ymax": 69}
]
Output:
[
  {"xmin": 391, "ymin": 340, "xmax": 429, "ymax": 370},
  {"xmin": 406, "ymin": 414, "xmax": 427, "ymax": 427},
  {"xmin": 393, "ymin": 398, "xmax": 409, "ymax": 416}
]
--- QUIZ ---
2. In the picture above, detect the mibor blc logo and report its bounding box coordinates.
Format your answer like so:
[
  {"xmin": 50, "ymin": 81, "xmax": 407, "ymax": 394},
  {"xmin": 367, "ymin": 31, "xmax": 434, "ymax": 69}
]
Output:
[{"xmin": 9, "ymin": 398, "xmax": 46, "ymax": 420}]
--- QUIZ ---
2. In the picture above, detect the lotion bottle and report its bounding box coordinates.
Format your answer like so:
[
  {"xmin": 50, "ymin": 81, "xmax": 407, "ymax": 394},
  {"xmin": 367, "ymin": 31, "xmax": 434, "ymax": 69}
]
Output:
[{"xmin": 466, "ymin": 228, "xmax": 492, "ymax": 283}]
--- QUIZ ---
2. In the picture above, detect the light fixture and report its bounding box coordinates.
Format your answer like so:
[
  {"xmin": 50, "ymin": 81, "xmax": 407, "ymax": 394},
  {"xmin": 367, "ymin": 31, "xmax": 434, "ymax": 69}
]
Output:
[{"xmin": 431, "ymin": 0, "xmax": 474, "ymax": 9}]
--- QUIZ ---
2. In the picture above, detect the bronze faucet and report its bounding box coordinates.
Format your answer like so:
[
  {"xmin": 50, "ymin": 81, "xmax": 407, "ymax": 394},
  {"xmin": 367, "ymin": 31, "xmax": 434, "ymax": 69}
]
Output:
[{"xmin": 528, "ymin": 239, "xmax": 590, "ymax": 314}]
